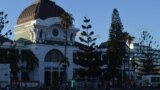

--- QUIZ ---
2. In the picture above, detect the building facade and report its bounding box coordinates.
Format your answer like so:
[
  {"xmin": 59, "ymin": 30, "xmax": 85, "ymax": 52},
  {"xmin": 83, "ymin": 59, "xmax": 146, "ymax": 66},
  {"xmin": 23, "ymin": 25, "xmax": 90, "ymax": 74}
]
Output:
[{"xmin": 6, "ymin": 0, "xmax": 79, "ymax": 85}]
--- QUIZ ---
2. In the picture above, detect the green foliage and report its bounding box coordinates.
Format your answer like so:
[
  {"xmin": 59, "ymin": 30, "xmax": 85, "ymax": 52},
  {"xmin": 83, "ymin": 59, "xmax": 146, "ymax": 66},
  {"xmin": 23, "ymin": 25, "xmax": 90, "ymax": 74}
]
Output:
[
  {"xmin": 60, "ymin": 12, "xmax": 74, "ymax": 64},
  {"xmin": 20, "ymin": 50, "xmax": 38, "ymax": 80},
  {"xmin": 0, "ymin": 48, "xmax": 19, "ymax": 80},
  {"xmin": 60, "ymin": 12, "xmax": 74, "ymax": 30},
  {"xmin": 74, "ymin": 68, "xmax": 102, "ymax": 77},
  {"xmin": 21, "ymin": 50, "xmax": 39, "ymax": 71},
  {"xmin": 79, "ymin": 17, "xmax": 96, "ymax": 49},
  {"xmin": 0, "ymin": 48, "xmax": 39, "ymax": 80},
  {"xmin": 109, "ymin": 8, "xmax": 123, "ymax": 41},
  {"xmin": 107, "ymin": 8, "xmax": 125, "ymax": 70},
  {"xmin": 60, "ymin": 12, "xmax": 74, "ymax": 81},
  {"xmin": 74, "ymin": 17, "xmax": 103, "ymax": 78},
  {"xmin": 73, "ymin": 51, "xmax": 102, "ymax": 68},
  {"xmin": 59, "ymin": 57, "xmax": 70, "ymax": 69},
  {"xmin": 0, "ymin": 11, "xmax": 12, "ymax": 45},
  {"xmin": 106, "ymin": 8, "xmax": 134, "ymax": 80},
  {"xmin": 135, "ymin": 31, "xmax": 160, "ymax": 75}
]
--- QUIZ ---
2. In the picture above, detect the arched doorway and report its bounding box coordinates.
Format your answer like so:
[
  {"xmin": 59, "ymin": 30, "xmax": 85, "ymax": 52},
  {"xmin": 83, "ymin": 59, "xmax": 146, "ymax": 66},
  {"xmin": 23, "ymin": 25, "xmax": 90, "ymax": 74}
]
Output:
[{"xmin": 44, "ymin": 49, "xmax": 65, "ymax": 87}]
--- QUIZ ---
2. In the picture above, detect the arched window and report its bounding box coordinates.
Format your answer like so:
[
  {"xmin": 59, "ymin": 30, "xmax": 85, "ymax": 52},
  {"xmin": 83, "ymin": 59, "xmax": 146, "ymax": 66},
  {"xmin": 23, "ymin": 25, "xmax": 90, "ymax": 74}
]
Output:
[{"xmin": 45, "ymin": 49, "xmax": 64, "ymax": 62}]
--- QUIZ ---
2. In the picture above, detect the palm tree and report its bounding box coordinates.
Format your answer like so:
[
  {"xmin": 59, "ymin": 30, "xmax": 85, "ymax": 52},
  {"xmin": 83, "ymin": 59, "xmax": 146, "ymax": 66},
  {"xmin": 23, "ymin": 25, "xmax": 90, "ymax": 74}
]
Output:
[
  {"xmin": 121, "ymin": 32, "xmax": 135, "ymax": 45},
  {"xmin": 60, "ymin": 12, "xmax": 74, "ymax": 64},
  {"xmin": 21, "ymin": 50, "xmax": 38, "ymax": 80},
  {"xmin": 60, "ymin": 12, "xmax": 74, "ymax": 80},
  {"xmin": 60, "ymin": 12, "xmax": 74, "ymax": 30},
  {"xmin": 0, "ymin": 48, "xmax": 19, "ymax": 80}
]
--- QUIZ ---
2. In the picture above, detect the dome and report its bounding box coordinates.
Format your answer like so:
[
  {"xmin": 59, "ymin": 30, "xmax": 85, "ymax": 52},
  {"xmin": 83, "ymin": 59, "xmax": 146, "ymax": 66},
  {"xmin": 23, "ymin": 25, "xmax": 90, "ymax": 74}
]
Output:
[{"xmin": 17, "ymin": 0, "xmax": 65, "ymax": 24}]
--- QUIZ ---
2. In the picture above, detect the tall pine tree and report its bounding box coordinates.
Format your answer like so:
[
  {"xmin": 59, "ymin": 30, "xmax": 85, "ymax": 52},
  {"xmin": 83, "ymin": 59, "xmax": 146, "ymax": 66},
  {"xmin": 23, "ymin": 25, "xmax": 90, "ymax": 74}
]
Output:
[
  {"xmin": 106, "ymin": 8, "xmax": 134, "ymax": 81},
  {"xmin": 74, "ymin": 17, "xmax": 103, "ymax": 78}
]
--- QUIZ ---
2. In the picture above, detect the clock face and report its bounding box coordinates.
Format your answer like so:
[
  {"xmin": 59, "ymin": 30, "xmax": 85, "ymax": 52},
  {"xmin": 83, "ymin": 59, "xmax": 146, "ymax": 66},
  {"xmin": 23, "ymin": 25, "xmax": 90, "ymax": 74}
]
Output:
[{"xmin": 52, "ymin": 28, "xmax": 59, "ymax": 36}]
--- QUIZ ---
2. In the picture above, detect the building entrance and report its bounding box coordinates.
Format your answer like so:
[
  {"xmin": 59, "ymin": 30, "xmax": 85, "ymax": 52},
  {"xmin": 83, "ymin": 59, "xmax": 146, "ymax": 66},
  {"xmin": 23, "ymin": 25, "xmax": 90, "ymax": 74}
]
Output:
[
  {"xmin": 44, "ymin": 69, "xmax": 64, "ymax": 87},
  {"xmin": 44, "ymin": 49, "xmax": 65, "ymax": 87}
]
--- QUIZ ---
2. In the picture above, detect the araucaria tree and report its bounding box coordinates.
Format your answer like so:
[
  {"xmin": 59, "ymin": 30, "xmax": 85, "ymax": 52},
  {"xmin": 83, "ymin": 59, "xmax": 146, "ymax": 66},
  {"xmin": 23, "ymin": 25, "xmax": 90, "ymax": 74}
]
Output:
[
  {"xmin": 106, "ymin": 8, "xmax": 134, "ymax": 80},
  {"xmin": 0, "ymin": 11, "xmax": 12, "ymax": 45},
  {"xmin": 135, "ymin": 31, "xmax": 160, "ymax": 75},
  {"xmin": 79, "ymin": 17, "xmax": 96, "ymax": 48},
  {"xmin": 74, "ymin": 17, "xmax": 103, "ymax": 78}
]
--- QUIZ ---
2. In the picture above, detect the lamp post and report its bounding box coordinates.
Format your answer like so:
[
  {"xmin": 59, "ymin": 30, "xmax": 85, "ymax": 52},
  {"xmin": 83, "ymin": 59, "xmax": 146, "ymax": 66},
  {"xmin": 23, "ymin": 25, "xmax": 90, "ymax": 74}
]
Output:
[
  {"xmin": 128, "ymin": 42, "xmax": 134, "ymax": 81},
  {"xmin": 129, "ymin": 58, "xmax": 132, "ymax": 80}
]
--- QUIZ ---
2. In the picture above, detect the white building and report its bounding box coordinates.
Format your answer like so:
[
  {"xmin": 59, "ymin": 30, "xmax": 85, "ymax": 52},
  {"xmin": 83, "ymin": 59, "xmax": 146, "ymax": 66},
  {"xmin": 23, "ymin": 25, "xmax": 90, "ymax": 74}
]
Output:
[{"xmin": 2, "ymin": 0, "xmax": 80, "ymax": 86}]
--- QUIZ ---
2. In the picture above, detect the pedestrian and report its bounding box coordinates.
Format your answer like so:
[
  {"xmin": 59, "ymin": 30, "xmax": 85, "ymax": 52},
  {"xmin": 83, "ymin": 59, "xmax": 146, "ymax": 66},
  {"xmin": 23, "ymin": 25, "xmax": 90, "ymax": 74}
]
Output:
[{"xmin": 71, "ymin": 78, "xmax": 77, "ymax": 90}]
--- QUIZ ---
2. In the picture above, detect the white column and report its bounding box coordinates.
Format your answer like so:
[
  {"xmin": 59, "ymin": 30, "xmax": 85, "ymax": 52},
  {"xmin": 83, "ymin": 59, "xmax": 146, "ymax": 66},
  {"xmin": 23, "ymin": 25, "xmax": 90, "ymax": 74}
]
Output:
[{"xmin": 66, "ymin": 49, "xmax": 74, "ymax": 80}]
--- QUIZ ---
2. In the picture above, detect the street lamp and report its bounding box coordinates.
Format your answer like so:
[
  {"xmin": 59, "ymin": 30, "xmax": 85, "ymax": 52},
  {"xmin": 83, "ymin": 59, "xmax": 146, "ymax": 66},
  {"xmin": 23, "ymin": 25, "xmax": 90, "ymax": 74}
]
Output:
[{"xmin": 128, "ymin": 42, "xmax": 134, "ymax": 81}]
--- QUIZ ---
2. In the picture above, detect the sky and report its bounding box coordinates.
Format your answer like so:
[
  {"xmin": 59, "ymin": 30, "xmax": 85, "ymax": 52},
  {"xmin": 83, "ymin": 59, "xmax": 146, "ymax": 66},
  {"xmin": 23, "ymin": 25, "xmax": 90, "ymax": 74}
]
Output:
[{"xmin": 1, "ymin": 0, "xmax": 160, "ymax": 46}]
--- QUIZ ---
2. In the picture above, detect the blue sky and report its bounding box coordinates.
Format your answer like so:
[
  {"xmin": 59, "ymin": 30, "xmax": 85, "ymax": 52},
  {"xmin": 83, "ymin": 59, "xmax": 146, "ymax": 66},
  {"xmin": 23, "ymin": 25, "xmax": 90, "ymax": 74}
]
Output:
[{"xmin": 1, "ymin": 0, "xmax": 160, "ymax": 45}]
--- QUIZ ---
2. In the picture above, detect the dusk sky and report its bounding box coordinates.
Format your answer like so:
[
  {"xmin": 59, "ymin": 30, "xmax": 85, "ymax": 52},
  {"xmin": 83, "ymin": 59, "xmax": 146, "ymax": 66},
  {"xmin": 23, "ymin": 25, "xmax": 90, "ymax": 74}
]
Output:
[{"xmin": 1, "ymin": 0, "xmax": 160, "ymax": 45}]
